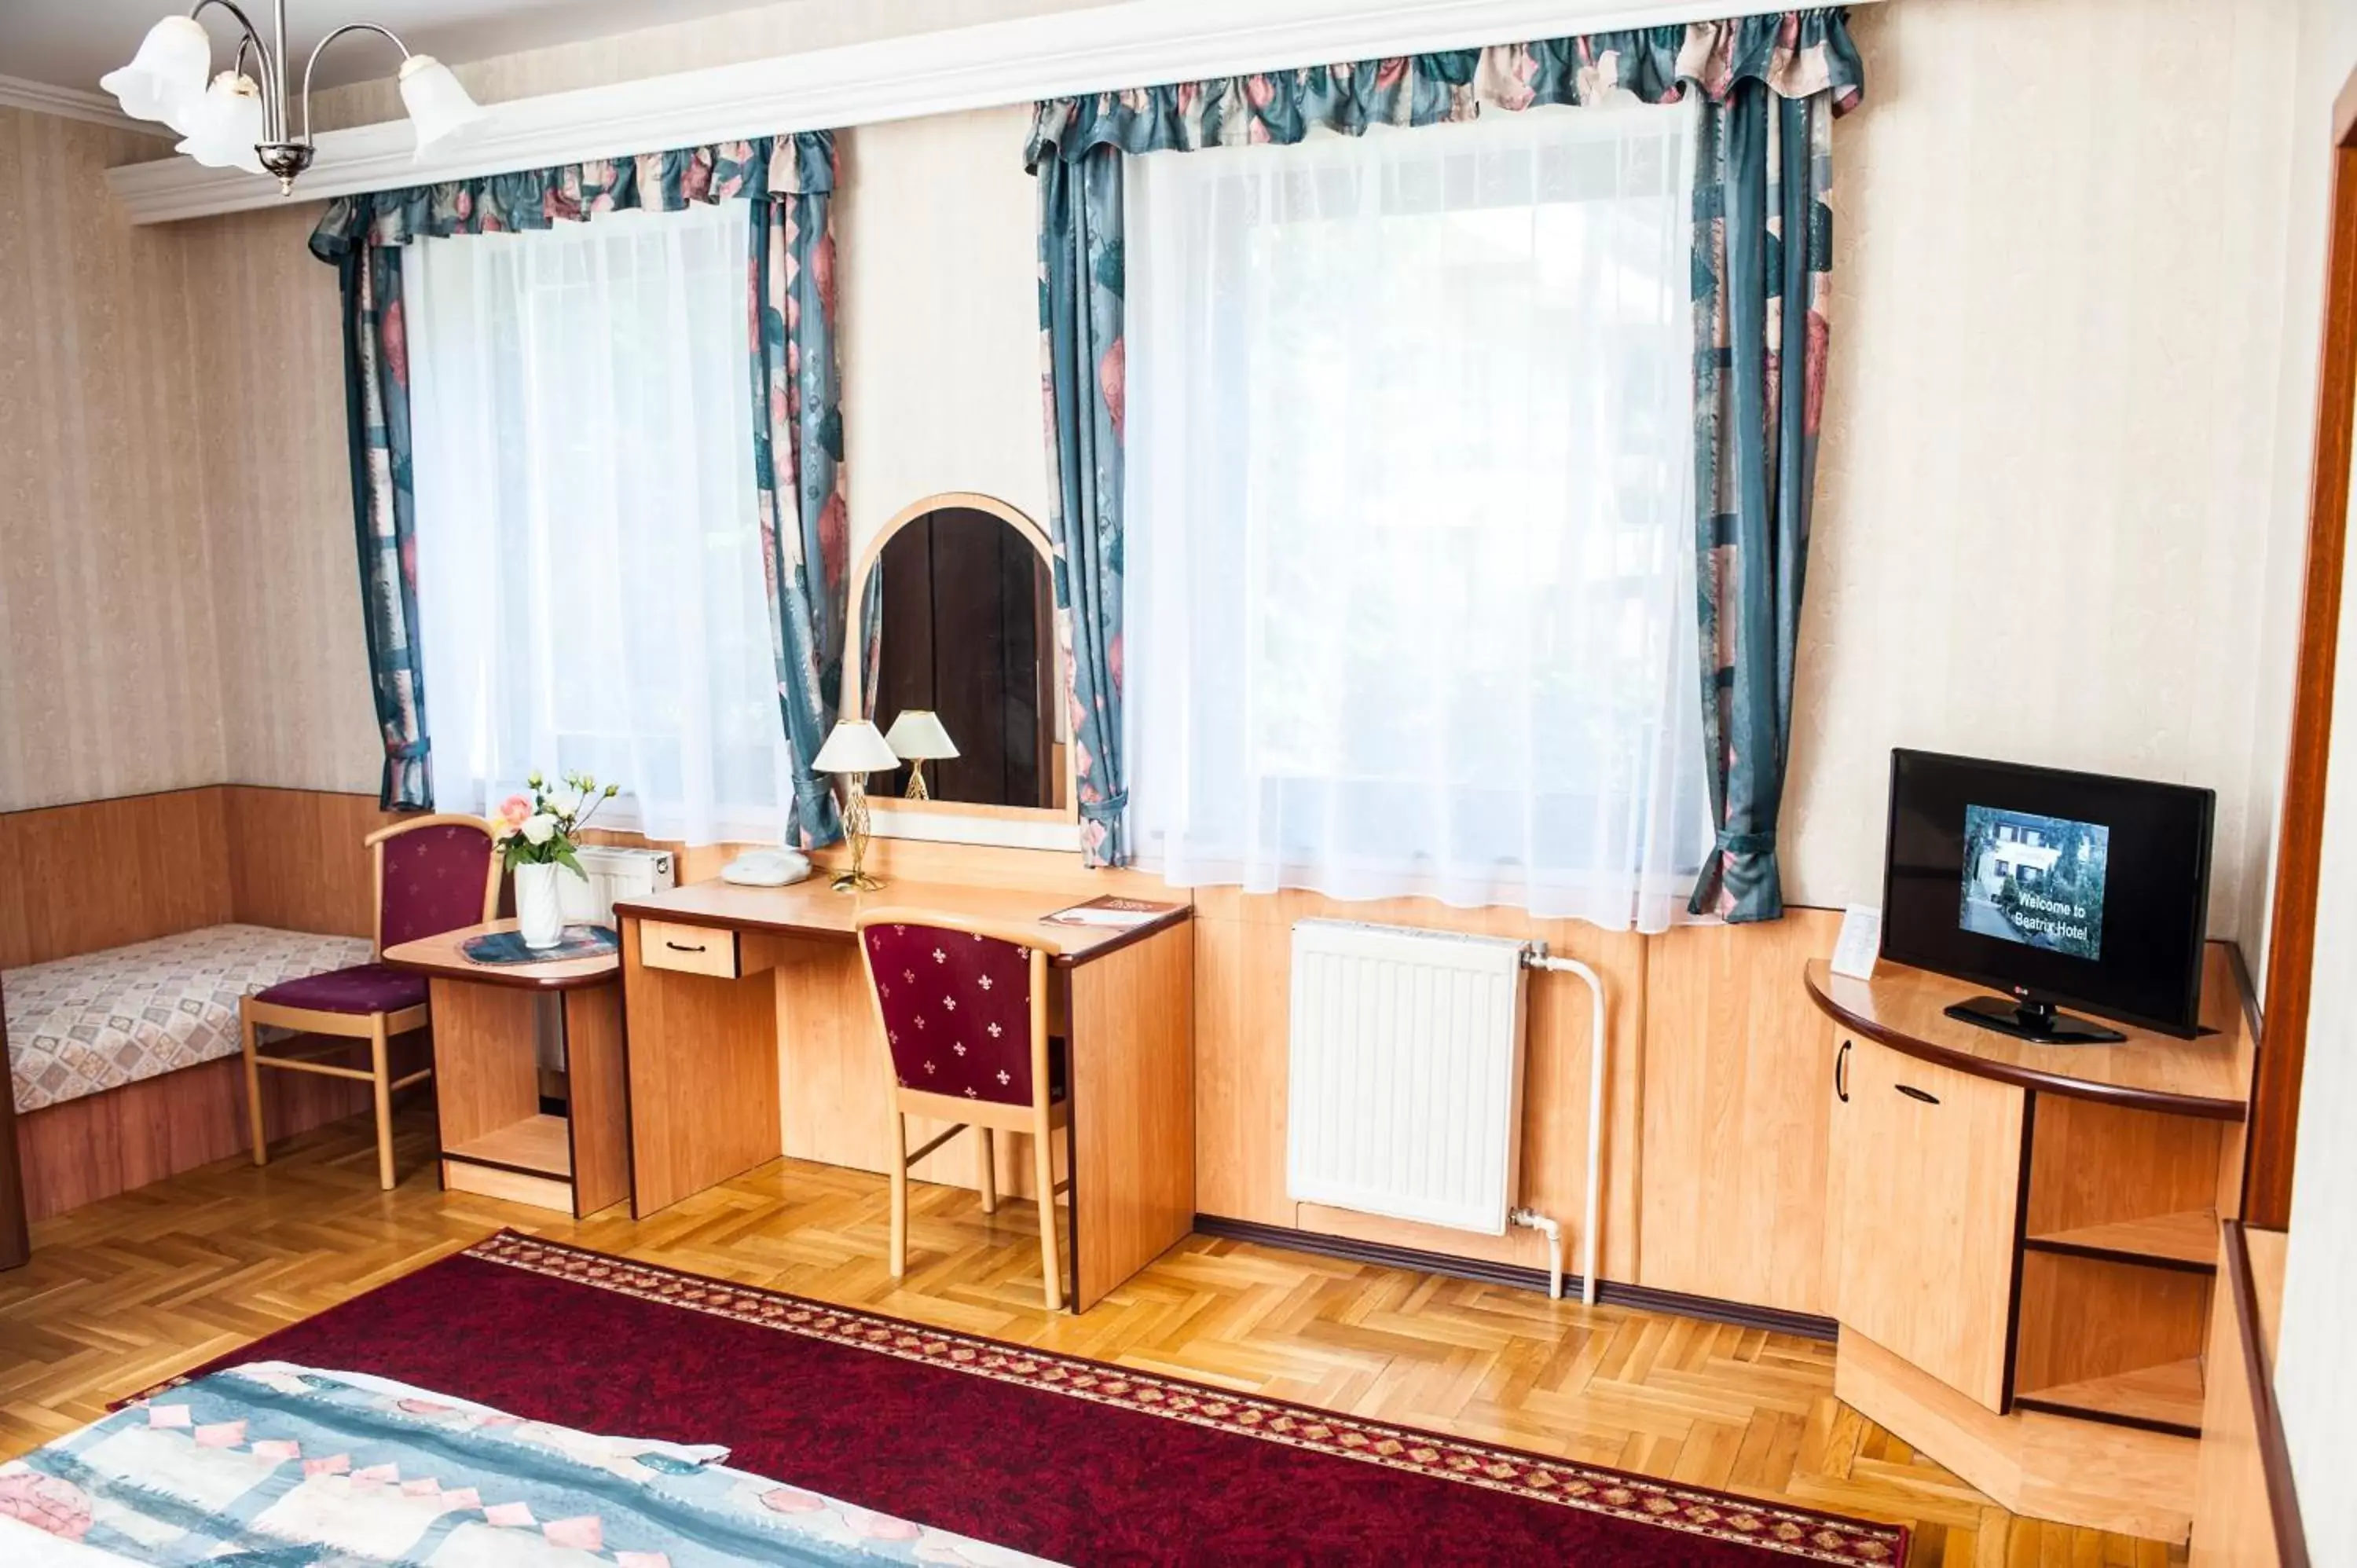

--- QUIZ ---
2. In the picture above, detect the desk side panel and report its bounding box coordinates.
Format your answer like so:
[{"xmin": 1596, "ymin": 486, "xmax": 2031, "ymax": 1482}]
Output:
[
  {"xmin": 621, "ymin": 921, "xmax": 783, "ymax": 1215},
  {"xmin": 1069, "ymin": 922, "xmax": 1195, "ymax": 1310},
  {"xmin": 563, "ymin": 986, "xmax": 631, "ymax": 1218}
]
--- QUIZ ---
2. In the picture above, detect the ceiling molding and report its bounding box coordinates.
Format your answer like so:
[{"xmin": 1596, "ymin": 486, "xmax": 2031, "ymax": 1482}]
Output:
[
  {"xmin": 104, "ymin": 0, "xmax": 1868, "ymax": 225},
  {"xmin": 0, "ymin": 72, "xmax": 174, "ymax": 138}
]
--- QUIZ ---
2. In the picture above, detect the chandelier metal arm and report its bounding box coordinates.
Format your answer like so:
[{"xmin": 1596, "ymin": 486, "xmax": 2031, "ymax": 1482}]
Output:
[
  {"xmin": 298, "ymin": 22, "xmax": 412, "ymax": 148},
  {"xmin": 184, "ymin": 0, "xmax": 277, "ymax": 135}
]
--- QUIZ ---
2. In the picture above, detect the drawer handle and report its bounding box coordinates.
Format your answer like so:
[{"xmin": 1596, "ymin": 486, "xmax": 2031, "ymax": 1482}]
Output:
[
  {"xmin": 1895, "ymin": 1083, "xmax": 1941, "ymax": 1107},
  {"xmin": 664, "ymin": 940, "xmax": 708, "ymax": 954},
  {"xmin": 1835, "ymin": 1040, "xmax": 1850, "ymax": 1103}
]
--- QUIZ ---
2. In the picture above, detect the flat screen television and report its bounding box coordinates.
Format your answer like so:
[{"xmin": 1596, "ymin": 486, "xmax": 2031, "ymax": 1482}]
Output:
[{"xmin": 1880, "ymin": 750, "xmax": 2215, "ymax": 1042}]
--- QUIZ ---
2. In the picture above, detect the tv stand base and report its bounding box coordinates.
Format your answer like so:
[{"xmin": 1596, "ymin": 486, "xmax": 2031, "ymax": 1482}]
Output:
[{"xmin": 1943, "ymin": 995, "xmax": 2127, "ymax": 1045}]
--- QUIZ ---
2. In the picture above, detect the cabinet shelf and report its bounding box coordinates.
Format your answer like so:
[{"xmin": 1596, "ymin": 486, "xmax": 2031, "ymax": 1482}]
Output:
[
  {"xmin": 443, "ymin": 1113, "xmax": 573, "ymax": 1179},
  {"xmin": 2011, "ymin": 1357, "xmax": 2204, "ymax": 1438},
  {"xmin": 2022, "ymin": 1207, "xmax": 2216, "ymax": 1273}
]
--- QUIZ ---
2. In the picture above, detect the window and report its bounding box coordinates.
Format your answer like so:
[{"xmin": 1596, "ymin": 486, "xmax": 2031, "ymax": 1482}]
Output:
[
  {"xmin": 406, "ymin": 202, "xmax": 790, "ymax": 844},
  {"xmin": 1124, "ymin": 102, "xmax": 1709, "ymax": 930}
]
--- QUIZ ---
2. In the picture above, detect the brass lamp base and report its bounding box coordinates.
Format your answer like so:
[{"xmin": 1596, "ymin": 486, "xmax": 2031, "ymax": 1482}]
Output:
[
  {"xmin": 831, "ymin": 777, "xmax": 884, "ymax": 894},
  {"xmin": 905, "ymin": 763, "xmax": 930, "ymax": 800}
]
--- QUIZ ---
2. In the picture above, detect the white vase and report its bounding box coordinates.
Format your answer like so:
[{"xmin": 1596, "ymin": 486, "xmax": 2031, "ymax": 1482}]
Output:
[{"xmin": 515, "ymin": 863, "xmax": 566, "ymax": 950}]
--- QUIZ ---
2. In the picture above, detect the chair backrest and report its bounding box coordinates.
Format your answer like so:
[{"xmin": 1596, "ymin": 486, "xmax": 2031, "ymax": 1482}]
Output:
[
  {"xmin": 856, "ymin": 913, "xmax": 1050, "ymax": 1110},
  {"xmin": 369, "ymin": 815, "xmax": 500, "ymax": 956}
]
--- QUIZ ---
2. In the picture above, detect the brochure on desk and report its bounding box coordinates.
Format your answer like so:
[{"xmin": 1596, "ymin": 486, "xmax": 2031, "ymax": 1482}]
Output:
[{"xmin": 1042, "ymin": 896, "xmax": 1180, "ymax": 929}]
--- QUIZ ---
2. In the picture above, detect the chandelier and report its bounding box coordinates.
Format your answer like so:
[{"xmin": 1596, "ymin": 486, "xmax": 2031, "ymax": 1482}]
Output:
[{"xmin": 103, "ymin": 2, "xmax": 486, "ymax": 194}]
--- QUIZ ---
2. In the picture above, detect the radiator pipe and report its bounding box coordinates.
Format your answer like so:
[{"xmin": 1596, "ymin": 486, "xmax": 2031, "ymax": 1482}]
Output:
[
  {"xmin": 1508, "ymin": 1206, "xmax": 1563, "ymax": 1300},
  {"xmin": 1523, "ymin": 950, "xmax": 1606, "ymax": 1306}
]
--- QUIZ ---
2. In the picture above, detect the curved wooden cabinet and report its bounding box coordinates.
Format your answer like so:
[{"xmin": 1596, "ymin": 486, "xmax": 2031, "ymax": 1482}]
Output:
[
  {"xmin": 1807, "ymin": 949, "xmax": 2256, "ymax": 1543},
  {"xmin": 1827, "ymin": 1036, "xmax": 2025, "ymax": 1411}
]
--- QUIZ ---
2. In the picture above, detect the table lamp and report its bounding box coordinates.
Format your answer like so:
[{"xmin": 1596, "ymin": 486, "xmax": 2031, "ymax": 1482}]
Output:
[
  {"xmin": 812, "ymin": 720, "xmax": 898, "ymax": 892},
  {"xmin": 883, "ymin": 709, "xmax": 959, "ymax": 800}
]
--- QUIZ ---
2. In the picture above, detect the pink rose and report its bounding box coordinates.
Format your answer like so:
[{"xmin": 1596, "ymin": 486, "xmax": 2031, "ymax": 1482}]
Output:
[{"xmin": 498, "ymin": 795, "xmax": 532, "ymax": 835}]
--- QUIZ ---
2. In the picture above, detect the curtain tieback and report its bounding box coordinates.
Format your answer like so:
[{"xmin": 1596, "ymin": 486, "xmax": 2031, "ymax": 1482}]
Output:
[
  {"xmin": 385, "ymin": 738, "xmax": 431, "ymax": 762},
  {"xmin": 1714, "ymin": 829, "xmax": 1776, "ymax": 857},
  {"xmin": 1079, "ymin": 791, "xmax": 1128, "ymax": 822}
]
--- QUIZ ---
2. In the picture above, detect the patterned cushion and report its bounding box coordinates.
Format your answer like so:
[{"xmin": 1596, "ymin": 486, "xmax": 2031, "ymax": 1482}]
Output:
[
  {"xmin": 5, "ymin": 925, "xmax": 375, "ymax": 1113},
  {"xmin": 862, "ymin": 923, "xmax": 1055, "ymax": 1108},
  {"xmin": 380, "ymin": 822, "xmax": 496, "ymax": 950},
  {"xmin": 252, "ymin": 962, "xmax": 428, "ymax": 1017}
]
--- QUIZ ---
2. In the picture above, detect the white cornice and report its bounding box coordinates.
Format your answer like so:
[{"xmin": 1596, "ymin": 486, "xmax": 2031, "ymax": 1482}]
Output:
[
  {"xmin": 105, "ymin": 0, "xmax": 1872, "ymax": 225},
  {"xmin": 0, "ymin": 72, "xmax": 175, "ymax": 138}
]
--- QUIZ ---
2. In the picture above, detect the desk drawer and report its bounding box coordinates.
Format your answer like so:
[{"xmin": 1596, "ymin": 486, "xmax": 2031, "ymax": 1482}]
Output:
[{"xmin": 640, "ymin": 921, "xmax": 745, "ymax": 978}]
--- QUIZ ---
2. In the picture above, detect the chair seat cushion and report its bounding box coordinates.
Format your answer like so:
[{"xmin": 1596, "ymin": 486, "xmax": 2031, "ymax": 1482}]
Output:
[{"xmin": 253, "ymin": 963, "xmax": 427, "ymax": 1016}]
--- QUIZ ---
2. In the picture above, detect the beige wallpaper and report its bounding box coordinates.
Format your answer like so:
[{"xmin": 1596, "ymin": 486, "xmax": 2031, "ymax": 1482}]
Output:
[
  {"xmin": 1785, "ymin": 0, "xmax": 2311, "ymax": 936},
  {"xmin": 0, "ymin": 108, "xmax": 225, "ymax": 811},
  {"xmin": 27, "ymin": 0, "xmax": 2332, "ymax": 940},
  {"xmin": 180, "ymin": 202, "xmax": 385, "ymax": 796}
]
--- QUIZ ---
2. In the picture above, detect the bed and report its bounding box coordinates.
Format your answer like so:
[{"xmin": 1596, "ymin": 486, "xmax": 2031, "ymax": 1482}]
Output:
[
  {"xmin": 5, "ymin": 924, "xmax": 374, "ymax": 1115},
  {"xmin": 0, "ymin": 1362, "xmax": 1048, "ymax": 1566}
]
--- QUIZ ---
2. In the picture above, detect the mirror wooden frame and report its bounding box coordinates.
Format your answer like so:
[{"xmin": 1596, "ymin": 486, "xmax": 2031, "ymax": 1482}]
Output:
[{"xmin": 841, "ymin": 491, "xmax": 1080, "ymax": 850}]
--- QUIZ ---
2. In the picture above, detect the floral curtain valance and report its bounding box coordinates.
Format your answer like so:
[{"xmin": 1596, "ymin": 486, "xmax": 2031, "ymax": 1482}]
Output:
[
  {"xmin": 1023, "ymin": 9, "xmax": 1860, "ymax": 169},
  {"xmin": 310, "ymin": 132, "xmax": 837, "ymax": 260}
]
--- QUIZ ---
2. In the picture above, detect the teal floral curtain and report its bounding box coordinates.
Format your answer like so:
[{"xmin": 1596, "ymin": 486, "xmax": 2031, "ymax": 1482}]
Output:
[
  {"xmin": 1686, "ymin": 83, "xmax": 1843, "ymax": 923},
  {"xmin": 1026, "ymin": 8, "xmax": 1863, "ymax": 900},
  {"xmin": 334, "ymin": 236, "xmax": 429, "ymax": 810},
  {"xmin": 1031, "ymin": 146, "xmax": 1131, "ymax": 866},
  {"xmin": 310, "ymin": 132, "xmax": 848, "ymax": 833},
  {"xmin": 749, "ymin": 136, "xmax": 853, "ymax": 848}
]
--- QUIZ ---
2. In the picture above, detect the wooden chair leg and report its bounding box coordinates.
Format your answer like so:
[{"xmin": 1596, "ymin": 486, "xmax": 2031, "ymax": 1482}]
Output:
[
  {"xmin": 368, "ymin": 1017, "xmax": 395, "ymax": 1192},
  {"xmin": 1032, "ymin": 1120, "xmax": 1062, "ymax": 1312},
  {"xmin": 240, "ymin": 1002, "xmax": 267, "ymax": 1167},
  {"xmin": 888, "ymin": 1110, "xmax": 909, "ymax": 1280},
  {"xmin": 977, "ymin": 1126, "xmax": 997, "ymax": 1215}
]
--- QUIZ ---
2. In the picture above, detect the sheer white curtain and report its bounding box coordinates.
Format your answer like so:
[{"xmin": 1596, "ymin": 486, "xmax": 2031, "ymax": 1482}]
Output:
[
  {"xmin": 1125, "ymin": 102, "xmax": 1709, "ymax": 930},
  {"xmin": 406, "ymin": 202, "xmax": 792, "ymax": 845}
]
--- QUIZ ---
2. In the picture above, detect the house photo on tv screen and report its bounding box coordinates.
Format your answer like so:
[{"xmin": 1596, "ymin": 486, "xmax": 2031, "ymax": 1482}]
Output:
[{"xmin": 1958, "ymin": 805, "xmax": 2110, "ymax": 962}]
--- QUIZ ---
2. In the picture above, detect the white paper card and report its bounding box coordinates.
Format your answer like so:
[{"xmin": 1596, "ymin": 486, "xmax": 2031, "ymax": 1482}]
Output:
[{"xmin": 1831, "ymin": 905, "xmax": 1882, "ymax": 980}]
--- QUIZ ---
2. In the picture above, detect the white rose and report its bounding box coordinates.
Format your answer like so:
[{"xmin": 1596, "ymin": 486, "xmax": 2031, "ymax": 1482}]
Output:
[
  {"xmin": 520, "ymin": 813, "xmax": 559, "ymax": 845},
  {"xmin": 548, "ymin": 789, "xmax": 581, "ymax": 819}
]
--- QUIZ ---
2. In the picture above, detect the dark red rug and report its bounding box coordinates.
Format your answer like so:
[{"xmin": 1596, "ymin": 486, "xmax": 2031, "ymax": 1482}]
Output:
[{"xmin": 148, "ymin": 1231, "xmax": 1908, "ymax": 1565}]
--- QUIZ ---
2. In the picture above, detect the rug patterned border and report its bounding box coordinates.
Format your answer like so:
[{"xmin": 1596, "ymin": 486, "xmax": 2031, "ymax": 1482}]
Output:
[{"xmin": 442, "ymin": 1230, "xmax": 1909, "ymax": 1566}]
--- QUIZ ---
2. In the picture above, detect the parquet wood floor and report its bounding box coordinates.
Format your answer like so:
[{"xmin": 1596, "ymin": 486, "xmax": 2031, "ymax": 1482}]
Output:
[{"xmin": 0, "ymin": 1108, "xmax": 2181, "ymax": 1567}]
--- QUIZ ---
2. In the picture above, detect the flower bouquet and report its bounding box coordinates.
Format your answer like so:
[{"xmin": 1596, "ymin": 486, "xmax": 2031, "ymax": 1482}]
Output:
[{"xmin": 496, "ymin": 771, "xmax": 621, "ymax": 948}]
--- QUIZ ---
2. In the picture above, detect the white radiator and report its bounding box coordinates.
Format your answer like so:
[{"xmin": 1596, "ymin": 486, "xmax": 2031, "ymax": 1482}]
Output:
[
  {"xmin": 1285, "ymin": 919, "xmax": 1530, "ymax": 1236},
  {"xmin": 559, "ymin": 844, "xmax": 676, "ymax": 927}
]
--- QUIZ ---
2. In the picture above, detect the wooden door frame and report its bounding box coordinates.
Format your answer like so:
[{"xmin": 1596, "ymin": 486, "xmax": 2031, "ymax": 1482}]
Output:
[{"xmin": 2245, "ymin": 68, "xmax": 2357, "ymax": 1229}]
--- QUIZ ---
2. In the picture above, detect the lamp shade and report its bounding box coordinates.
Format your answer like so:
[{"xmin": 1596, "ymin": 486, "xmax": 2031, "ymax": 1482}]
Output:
[
  {"xmin": 101, "ymin": 15, "xmax": 211, "ymax": 131},
  {"xmin": 173, "ymin": 71, "xmax": 264, "ymax": 174},
  {"xmin": 812, "ymin": 720, "xmax": 900, "ymax": 775},
  {"xmin": 883, "ymin": 709, "xmax": 959, "ymax": 761},
  {"xmin": 398, "ymin": 54, "xmax": 486, "ymax": 158}
]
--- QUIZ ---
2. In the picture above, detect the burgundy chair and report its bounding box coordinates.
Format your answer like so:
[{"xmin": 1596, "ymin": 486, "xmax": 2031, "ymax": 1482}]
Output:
[
  {"xmin": 856, "ymin": 911, "xmax": 1071, "ymax": 1309},
  {"xmin": 240, "ymin": 815, "xmax": 500, "ymax": 1189}
]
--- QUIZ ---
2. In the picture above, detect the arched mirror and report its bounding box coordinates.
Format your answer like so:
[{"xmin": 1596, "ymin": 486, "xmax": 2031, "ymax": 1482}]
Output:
[{"xmin": 845, "ymin": 494, "xmax": 1072, "ymax": 834}]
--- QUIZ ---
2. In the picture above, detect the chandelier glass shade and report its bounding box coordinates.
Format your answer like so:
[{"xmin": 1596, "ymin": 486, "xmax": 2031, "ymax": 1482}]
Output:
[{"xmin": 103, "ymin": 2, "xmax": 486, "ymax": 192}]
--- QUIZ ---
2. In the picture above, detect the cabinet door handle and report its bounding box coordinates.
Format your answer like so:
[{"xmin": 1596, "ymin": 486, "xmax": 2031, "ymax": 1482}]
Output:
[
  {"xmin": 664, "ymin": 940, "xmax": 707, "ymax": 954},
  {"xmin": 1895, "ymin": 1083, "xmax": 1941, "ymax": 1106},
  {"xmin": 1835, "ymin": 1040, "xmax": 1850, "ymax": 1103}
]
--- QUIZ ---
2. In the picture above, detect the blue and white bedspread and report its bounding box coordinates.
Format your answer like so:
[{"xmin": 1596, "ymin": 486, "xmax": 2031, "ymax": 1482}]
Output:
[{"xmin": 0, "ymin": 1363, "xmax": 1055, "ymax": 1566}]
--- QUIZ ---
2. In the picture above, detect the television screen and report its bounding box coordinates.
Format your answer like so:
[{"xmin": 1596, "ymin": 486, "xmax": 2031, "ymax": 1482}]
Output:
[{"xmin": 1882, "ymin": 751, "xmax": 2213, "ymax": 1037}]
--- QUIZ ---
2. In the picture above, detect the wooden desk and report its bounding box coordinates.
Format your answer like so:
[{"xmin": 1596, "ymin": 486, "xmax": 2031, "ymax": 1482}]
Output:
[
  {"xmin": 384, "ymin": 922, "xmax": 629, "ymax": 1219},
  {"xmin": 614, "ymin": 877, "xmax": 1194, "ymax": 1312}
]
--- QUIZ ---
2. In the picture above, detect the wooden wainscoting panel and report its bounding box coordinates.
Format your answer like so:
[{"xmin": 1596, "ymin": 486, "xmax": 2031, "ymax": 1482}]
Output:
[
  {"xmin": 16, "ymin": 1041, "xmax": 426, "ymax": 1222},
  {"xmin": 222, "ymin": 786, "xmax": 394, "ymax": 937},
  {"xmin": 1191, "ymin": 888, "xmax": 1647, "ymax": 1285},
  {"xmin": 1640, "ymin": 910, "xmax": 1840, "ymax": 1315},
  {"xmin": 0, "ymin": 789, "xmax": 233, "ymax": 968}
]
